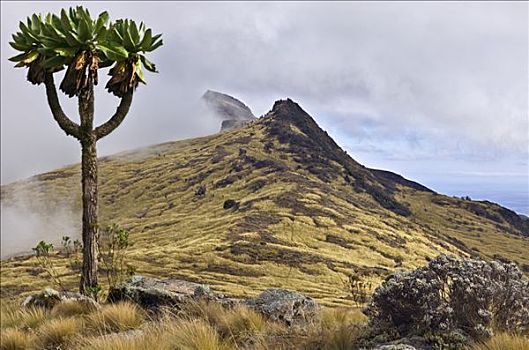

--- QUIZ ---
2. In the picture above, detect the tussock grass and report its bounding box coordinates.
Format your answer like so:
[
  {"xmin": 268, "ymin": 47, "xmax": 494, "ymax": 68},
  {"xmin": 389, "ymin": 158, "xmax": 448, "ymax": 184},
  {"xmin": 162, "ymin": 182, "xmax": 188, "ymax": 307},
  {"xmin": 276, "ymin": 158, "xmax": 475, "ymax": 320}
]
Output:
[
  {"xmin": 78, "ymin": 331, "xmax": 161, "ymax": 350},
  {"xmin": 87, "ymin": 302, "xmax": 145, "ymax": 334},
  {"xmin": 304, "ymin": 307, "xmax": 367, "ymax": 350},
  {"xmin": 180, "ymin": 300, "xmax": 269, "ymax": 344},
  {"xmin": 51, "ymin": 299, "xmax": 98, "ymax": 318},
  {"xmin": 216, "ymin": 305, "xmax": 268, "ymax": 342},
  {"xmin": 0, "ymin": 328, "xmax": 32, "ymax": 350},
  {"xmin": 0, "ymin": 307, "xmax": 48, "ymax": 330},
  {"xmin": 470, "ymin": 333, "xmax": 529, "ymax": 350},
  {"xmin": 163, "ymin": 319, "xmax": 228, "ymax": 350},
  {"xmin": 35, "ymin": 317, "xmax": 83, "ymax": 349}
]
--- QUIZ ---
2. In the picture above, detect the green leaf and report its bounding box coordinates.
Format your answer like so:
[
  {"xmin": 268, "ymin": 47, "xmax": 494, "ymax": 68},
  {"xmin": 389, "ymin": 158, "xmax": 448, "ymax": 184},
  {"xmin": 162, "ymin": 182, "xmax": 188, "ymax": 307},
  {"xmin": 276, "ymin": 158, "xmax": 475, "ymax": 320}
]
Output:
[
  {"xmin": 9, "ymin": 41, "xmax": 31, "ymax": 51},
  {"xmin": 123, "ymin": 20, "xmax": 135, "ymax": 49},
  {"xmin": 95, "ymin": 11, "xmax": 109, "ymax": 35},
  {"xmin": 136, "ymin": 62, "xmax": 146, "ymax": 84},
  {"xmin": 140, "ymin": 55, "xmax": 158, "ymax": 73},
  {"xmin": 139, "ymin": 29, "xmax": 152, "ymax": 51},
  {"xmin": 8, "ymin": 52, "xmax": 27, "ymax": 62},
  {"xmin": 130, "ymin": 20, "xmax": 140, "ymax": 45},
  {"xmin": 8, "ymin": 50, "xmax": 37, "ymax": 62},
  {"xmin": 60, "ymin": 9, "xmax": 73, "ymax": 31},
  {"xmin": 144, "ymin": 38, "xmax": 163, "ymax": 52},
  {"xmin": 54, "ymin": 47, "xmax": 77, "ymax": 57},
  {"xmin": 98, "ymin": 43, "xmax": 129, "ymax": 61},
  {"xmin": 78, "ymin": 17, "xmax": 90, "ymax": 42},
  {"xmin": 42, "ymin": 55, "xmax": 67, "ymax": 69},
  {"xmin": 31, "ymin": 14, "xmax": 41, "ymax": 32},
  {"xmin": 52, "ymin": 14, "xmax": 63, "ymax": 31}
]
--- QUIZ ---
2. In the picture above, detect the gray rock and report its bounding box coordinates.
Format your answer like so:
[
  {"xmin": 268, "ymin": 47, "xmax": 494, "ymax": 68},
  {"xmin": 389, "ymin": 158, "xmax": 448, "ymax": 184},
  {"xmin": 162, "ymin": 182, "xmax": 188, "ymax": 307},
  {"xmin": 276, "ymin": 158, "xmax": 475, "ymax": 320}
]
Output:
[
  {"xmin": 107, "ymin": 275, "xmax": 237, "ymax": 310},
  {"xmin": 201, "ymin": 90, "xmax": 257, "ymax": 132},
  {"xmin": 247, "ymin": 288, "xmax": 320, "ymax": 326},
  {"xmin": 202, "ymin": 90, "xmax": 256, "ymax": 121},
  {"xmin": 22, "ymin": 288, "xmax": 99, "ymax": 310},
  {"xmin": 370, "ymin": 345, "xmax": 417, "ymax": 350}
]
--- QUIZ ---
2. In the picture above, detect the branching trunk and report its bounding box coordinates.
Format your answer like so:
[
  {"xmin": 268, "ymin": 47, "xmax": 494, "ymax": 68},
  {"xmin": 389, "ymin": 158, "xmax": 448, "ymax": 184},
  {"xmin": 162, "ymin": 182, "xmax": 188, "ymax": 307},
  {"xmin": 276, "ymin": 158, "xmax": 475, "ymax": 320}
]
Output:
[{"xmin": 43, "ymin": 73, "xmax": 133, "ymax": 296}]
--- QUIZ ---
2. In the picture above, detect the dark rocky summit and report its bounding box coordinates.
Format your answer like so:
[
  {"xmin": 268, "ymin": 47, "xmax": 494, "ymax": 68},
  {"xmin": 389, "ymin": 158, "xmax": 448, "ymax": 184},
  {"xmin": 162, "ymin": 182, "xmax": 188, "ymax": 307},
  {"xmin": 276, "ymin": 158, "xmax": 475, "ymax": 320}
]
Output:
[{"xmin": 201, "ymin": 90, "xmax": 257, "ymax": 131}]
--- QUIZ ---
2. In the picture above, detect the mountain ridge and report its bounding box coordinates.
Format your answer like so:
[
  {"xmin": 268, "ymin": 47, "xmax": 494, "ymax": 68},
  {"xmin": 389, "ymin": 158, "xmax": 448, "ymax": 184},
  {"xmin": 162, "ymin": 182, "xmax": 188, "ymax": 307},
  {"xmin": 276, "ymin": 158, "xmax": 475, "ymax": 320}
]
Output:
[{"xmin": 1, "ymin": 97, "xmax": 528, "ymax": 305}]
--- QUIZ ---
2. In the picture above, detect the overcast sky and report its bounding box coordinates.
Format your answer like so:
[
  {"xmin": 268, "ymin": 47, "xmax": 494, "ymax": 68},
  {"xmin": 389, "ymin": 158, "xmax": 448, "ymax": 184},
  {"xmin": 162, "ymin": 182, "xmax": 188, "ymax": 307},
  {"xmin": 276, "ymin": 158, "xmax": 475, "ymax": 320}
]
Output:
[{"xmin": 1, "ymin": 2, "xmax": 528, "ymax": 213}]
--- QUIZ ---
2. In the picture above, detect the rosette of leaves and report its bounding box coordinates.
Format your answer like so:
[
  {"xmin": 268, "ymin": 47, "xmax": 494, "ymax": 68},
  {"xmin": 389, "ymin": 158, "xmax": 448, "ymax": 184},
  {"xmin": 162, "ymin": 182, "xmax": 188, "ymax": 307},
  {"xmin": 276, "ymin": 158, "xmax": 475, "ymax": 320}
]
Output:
[
  {"xmin": 8, "ymin": 14, "xmax": 49, "ymax": 85},
  {"xmin": 9, "ymin": 7, "xmax": 113, "ymax": 97},
  {"xmin": 8, "ymin": 7, "xmax": 162, "ymax": 99},
  {"xmin": 104, "ymin": 19, "xmax": 162, "ymax": 97}
]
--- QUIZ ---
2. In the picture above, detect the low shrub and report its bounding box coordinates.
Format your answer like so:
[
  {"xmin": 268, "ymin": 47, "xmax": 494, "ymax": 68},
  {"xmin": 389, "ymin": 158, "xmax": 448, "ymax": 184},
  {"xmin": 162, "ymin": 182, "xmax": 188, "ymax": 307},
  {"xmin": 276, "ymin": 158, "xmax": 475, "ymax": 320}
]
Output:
[{"xmin": 365, "ymin": 255, "xmax": 529, "ymax": 342}]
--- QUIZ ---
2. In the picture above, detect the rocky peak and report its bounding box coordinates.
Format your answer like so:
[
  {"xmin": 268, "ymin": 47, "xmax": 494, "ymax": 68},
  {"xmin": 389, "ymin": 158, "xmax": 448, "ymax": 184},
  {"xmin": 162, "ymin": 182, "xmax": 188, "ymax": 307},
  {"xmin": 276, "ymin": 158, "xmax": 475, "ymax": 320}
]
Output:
[{"xmin": 201, "ymin": 90, "xmax": 256, "ymax": 131}]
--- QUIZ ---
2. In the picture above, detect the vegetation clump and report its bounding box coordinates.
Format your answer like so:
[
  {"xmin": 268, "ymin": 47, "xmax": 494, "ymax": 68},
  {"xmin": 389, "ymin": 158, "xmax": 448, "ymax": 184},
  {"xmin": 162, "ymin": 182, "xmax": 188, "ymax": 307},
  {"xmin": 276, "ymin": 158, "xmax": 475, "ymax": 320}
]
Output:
[{"xmin": 365, "ymin": 255, "xmax": 529, "ymax": 344}]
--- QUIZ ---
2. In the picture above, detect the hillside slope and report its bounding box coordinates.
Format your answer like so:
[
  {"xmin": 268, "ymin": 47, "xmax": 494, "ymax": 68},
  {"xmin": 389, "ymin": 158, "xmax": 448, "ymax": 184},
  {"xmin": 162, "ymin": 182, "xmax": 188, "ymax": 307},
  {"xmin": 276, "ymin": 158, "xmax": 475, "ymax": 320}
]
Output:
[{"xmin": 2, "ymin": 99, "xmax": 528, "ymax": 305}]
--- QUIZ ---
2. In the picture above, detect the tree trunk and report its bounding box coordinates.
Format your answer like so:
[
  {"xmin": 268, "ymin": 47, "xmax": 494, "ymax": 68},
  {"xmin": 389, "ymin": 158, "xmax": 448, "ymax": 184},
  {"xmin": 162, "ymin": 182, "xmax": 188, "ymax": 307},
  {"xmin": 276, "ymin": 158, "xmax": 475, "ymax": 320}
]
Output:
[
  {"xmin": 80, "ymin": 135, "xmax": 98, "ymax": 293},
  {"xmin": 78, "ymin": 83, "xmax": 99, "ymax": 295}
]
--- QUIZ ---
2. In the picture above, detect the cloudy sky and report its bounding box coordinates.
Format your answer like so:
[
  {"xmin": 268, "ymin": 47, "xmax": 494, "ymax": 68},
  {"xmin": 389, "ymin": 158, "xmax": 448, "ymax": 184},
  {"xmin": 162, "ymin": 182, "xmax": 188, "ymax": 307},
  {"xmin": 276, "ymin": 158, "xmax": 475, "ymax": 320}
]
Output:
[{"xmin": 1, "ymin": 2, "xmax": 528, "ymax": 213}]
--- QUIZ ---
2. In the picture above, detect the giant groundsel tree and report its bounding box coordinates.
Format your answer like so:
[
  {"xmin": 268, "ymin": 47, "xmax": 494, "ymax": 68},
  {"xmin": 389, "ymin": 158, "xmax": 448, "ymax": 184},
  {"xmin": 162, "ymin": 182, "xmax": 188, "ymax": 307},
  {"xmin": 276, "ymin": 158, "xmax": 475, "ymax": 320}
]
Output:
[{"xmin": 9, "ymin": 7, "xmax": 162, "ymax": 295}]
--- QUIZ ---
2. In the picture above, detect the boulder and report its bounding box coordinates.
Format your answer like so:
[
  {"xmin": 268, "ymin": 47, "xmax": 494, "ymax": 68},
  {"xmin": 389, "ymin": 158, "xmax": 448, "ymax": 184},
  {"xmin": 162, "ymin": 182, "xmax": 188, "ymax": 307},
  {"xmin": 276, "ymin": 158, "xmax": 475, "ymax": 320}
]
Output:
[
  {"xmin": 22, "ymin": 288, "xmax": 99, "ymax": 310},
  {"xmin": 370, "ymin": 345, "xmax": 417, "ymax": 350},
  {"xmin": 107, "ymin": 275, "xmax": 237, "ymax": 310},
  {"xmin": 247, "ymin": 288, "xmax": 320, "ymax": 326}
]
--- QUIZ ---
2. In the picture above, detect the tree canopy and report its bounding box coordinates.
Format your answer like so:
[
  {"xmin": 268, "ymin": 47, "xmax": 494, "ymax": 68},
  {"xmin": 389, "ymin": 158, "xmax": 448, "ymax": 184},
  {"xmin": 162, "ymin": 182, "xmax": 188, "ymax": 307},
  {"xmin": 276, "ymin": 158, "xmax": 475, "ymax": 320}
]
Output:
[{"xmin": 9, "ymin": 6, "xmax": 162, "ymax": 98}]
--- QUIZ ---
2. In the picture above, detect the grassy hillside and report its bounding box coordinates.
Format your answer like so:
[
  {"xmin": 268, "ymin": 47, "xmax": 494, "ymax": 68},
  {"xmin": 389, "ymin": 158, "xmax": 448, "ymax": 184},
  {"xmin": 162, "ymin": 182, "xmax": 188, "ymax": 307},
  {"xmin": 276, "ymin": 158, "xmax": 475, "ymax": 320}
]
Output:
[{"xmin": 2, "ymin": 99, "xmax": 528, "ymax": 306}]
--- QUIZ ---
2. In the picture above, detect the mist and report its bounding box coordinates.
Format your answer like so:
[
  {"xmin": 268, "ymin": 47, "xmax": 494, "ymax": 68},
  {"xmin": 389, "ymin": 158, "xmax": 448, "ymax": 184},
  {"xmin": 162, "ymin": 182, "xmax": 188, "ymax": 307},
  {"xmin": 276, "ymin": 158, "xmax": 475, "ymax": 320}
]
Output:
[{"xmin": 1, "ymin": 186, "xmax": 80, "ymax": 260}]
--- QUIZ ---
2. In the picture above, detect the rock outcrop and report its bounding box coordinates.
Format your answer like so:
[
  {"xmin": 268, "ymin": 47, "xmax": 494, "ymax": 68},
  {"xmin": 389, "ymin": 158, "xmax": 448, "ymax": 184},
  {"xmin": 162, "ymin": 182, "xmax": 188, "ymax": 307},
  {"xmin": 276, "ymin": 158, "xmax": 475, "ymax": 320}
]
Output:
[
  {"xmin": 22, "ymin": 288, "xmax": 99, "ymax": 310},
  {"xmin": 106, "ymin": 275, "xmax": 237, "ymax": 310},
  {"xmin": 108, "ymin": 276, "xmax": 320, "ymax": 325},
  {"xmin": 247, "ymin": 288, "xmax": 320, "ymax": 326},
  {"xmin": 201, "ymin": 90, "xmax": 257, "ymax": 131}
]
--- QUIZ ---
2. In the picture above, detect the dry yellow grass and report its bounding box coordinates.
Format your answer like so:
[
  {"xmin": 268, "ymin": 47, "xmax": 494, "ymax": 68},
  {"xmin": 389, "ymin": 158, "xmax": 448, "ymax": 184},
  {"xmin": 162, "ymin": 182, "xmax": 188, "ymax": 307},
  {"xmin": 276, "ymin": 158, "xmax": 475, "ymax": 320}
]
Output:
[
  {"xmin": 2, "ymin": 112, "xmax": 527, "ymax": 308},
  {"xmin": 51, "ymin": 299, "xmax": 99, "ymax": 318},
  {"xmin": 87, "ymin": 302, "xmax": 145, "ymax": 334},
  {"xmin": 470, "ymin": 333, "xmax": 529, "ymax": 350},
  {"xmin": 0, "ymin": 328, "xmax": 32, "ymax": 350},
  {"xmin": 0, "ymin": 307, "xmax": 48, "ymax": 331},
  {"xmin": 34, "ymin": 316, "xmax": 83, "ymax": 349}
]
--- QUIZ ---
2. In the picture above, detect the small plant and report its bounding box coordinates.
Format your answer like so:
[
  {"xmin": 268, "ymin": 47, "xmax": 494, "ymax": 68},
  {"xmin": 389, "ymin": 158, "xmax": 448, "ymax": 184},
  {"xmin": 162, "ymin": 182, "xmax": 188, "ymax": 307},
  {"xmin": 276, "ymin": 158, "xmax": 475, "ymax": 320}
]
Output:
[
  {"xmin": 348, "ymin": 271, "xmax": 372, "ymax": 307},
  {"xmin": 84, "ymin": 285, "xmax": 103, "ymax": 302},
  {"xmin": 32, "ymin": 241, "xmax": 65, "ymax": 291},
  {"xmin": 98, "ymin": 224, "xmax": 135, "ymax": 290},
  {"xmin": 61, "ymin": 236, "xmax": 82, "ymax": 272}
]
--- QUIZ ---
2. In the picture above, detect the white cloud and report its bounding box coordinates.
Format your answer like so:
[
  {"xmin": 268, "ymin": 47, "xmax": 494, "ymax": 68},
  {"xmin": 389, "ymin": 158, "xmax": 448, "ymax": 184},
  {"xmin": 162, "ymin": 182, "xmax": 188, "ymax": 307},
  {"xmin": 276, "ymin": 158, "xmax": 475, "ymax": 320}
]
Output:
[{"xmin": 1, "ymin": 1, "xmax": 527, "ymax": 184}]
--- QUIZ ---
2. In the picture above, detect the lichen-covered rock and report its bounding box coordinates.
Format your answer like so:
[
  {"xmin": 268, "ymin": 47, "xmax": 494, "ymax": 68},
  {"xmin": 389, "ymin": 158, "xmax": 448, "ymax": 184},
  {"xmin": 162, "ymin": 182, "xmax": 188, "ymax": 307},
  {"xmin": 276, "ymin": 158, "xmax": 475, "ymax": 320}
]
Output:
[
  {"xmin": 22, "ymin": 288, "xmax": 61, "ymax": 309},
  {"xmin": 370, "ymin": 345, "xmax": 417, "ymax": 350},
  {"xmin": 365, "ymin": 255, "xmax": 529, "ymax": 341},
  {"xmin": 107, "ymin": 275, "xmax": 237, "ymax": 310},
  {"xmin": 21, "ymin": 288, "xmax": 99, "ymax": 310},
  {"xmin": 248, "ymin": 288, "xmax": 320, "ymax": 326}
]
